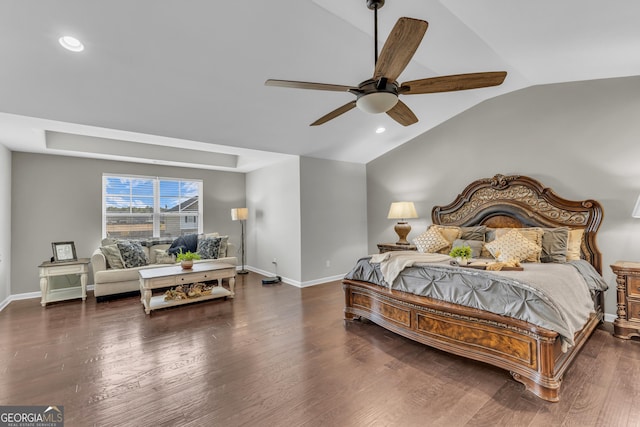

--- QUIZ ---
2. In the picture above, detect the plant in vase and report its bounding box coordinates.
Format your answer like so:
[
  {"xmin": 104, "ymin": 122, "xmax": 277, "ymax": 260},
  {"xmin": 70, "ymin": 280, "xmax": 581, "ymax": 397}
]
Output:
[
  {"xmin": 449, "ymin": 245, "xmax": 472, "ymax": 266},
  {"xmin": 176, "ymin": 250, "xmax": 201, "ymax": 269}
]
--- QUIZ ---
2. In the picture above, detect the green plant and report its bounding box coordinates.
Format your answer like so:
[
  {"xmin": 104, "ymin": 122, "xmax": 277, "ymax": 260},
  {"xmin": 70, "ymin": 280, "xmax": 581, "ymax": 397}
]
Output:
[
  {"xmin": 176, "ymin": 250, "xmax": 201, "ymax": 262},
  {"xmin": 449, "ymin": 245, "xmax": 472, "ymax": 259}
]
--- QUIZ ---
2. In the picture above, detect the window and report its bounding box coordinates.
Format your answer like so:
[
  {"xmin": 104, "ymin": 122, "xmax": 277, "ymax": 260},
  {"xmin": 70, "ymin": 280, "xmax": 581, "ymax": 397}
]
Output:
[{"xmin": 103, "ymin": 174, "xmax": 203, "ymax": 239}]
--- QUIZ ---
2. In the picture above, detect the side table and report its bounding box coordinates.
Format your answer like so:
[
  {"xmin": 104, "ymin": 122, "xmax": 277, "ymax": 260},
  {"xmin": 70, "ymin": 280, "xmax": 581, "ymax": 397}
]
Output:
[
  {"xmin": 610, "ymin": 261, "xmax": 640, "ymax": 339},
  {"xmin": 39, "ymin": 258, "xmax": 90, "ymax": 306},
  {"xmin": 377, "ymin": 243, "xmax": 418, "ymax": 254}
]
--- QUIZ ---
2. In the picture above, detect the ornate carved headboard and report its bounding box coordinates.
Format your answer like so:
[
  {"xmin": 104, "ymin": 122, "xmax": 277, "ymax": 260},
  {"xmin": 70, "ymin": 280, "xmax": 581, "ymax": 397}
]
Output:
[{"xmin": 432, "ymin": 174, "xmax": 604, "ymax": 273}]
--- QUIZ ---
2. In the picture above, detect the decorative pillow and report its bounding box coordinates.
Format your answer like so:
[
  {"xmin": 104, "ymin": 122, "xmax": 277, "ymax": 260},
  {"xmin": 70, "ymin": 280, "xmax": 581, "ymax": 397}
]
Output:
[
  {"xmin": 116, "ymin": 240, "xmax": 148, "ymax": 268},
  {"xmin": 217, "ymin": 235, "xmax": 229, "ymax": 258},
  {"xmin": 485, "ymin": 229, "xmax": 541, "ymax": 263},
  {"xmin": 413, "ymin": 227, "xmax": 450, "ymax": 253},
  {"xmin": 460, "ymin": 226, "xmax": 487, "ymax": 241},
  {"xmin": 541, "ymin": 227, "xmax": 569, "ymax": 263},
  {"xmin": 197, "ymin": 237, "xmax": 221, "ymax": 259},
  {"xmin": 428, "ymin": 225, "xmax": 462, "ymax": 254},
  {"xmin": 153, "ymin": 249, "xmax": 176, "ymax": 264},
  {"xmin": 494, "ymin": 227, "xmax": 544, "ymax": 262},
  {"xmin": 451, "ymin": 239, "xmax": 484, "ymax": 258},
  {"xmin": 100, "ymin": 244, "xmax": 125, "ymax": 269},
  {"xmin": 566, "ymin": 229, "xmax": 584, "ymax": 261}
]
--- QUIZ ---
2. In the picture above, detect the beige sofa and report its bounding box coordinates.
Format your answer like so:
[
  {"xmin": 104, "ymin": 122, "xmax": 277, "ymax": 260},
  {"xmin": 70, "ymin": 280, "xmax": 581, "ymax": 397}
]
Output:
[{"xmin": 91, "ymin": 239, "xmax": 237, "ymax": 299}]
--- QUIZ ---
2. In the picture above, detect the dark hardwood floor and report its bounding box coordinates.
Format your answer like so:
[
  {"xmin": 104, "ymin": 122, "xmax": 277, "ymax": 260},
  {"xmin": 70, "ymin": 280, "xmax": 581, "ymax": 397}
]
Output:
[{"xmin": 1, "ymin": 272, "xmax": 639, "ymax": 427}]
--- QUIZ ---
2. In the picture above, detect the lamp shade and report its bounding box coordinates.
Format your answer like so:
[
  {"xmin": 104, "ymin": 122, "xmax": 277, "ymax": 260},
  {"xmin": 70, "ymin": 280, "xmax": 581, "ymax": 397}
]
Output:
[
  {"xmin": 387, "ymin": 202, "xmax": 418, "ymax": 220},
  {"xmin": 633, "ymin": 196, "xmax": 640, "ymax": 218},
  {"xmin": 231, "ymin": 207, "xmax": 248, "ymax": 221}
]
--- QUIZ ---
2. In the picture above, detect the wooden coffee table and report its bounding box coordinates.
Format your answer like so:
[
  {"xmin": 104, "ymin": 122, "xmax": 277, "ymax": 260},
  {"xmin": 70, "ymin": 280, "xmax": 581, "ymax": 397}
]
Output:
[{"xmin": 138, "ymin": 262, "xmax": 236, "ymax": 314}]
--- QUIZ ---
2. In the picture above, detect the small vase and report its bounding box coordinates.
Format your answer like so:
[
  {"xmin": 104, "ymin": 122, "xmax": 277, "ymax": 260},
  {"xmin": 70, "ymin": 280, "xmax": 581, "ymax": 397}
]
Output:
[
  {"xmin": 456, "ymin": 257, "xmax": 468, "ymax": 266},
  {"xmin": 181, "ymin": 260, "xmax": 193, "ymax": 269}
]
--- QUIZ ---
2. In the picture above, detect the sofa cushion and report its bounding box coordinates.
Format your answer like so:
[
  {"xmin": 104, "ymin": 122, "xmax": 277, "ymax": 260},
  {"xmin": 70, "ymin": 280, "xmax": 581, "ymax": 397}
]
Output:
[{"xmin": 116, "ymin": 240, "xmax": 149, "ymax": 268}]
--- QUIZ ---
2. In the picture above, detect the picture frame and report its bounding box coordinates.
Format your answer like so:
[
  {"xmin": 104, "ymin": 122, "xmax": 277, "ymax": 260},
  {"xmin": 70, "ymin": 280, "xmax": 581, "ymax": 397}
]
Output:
[{"xmin": 52, "ymin": 241, "xmax": 77, "ymax": 262}]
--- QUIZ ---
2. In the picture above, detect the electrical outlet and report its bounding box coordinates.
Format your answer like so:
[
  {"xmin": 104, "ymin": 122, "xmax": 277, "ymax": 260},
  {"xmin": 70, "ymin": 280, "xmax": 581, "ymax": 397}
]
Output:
[
  {"xmin": 326, "ymin": 260, "xmax": 331, "ymax": 268},
  {"xmin": 272, "ymin": 258, "xmax": 277, "ymax": 264}
]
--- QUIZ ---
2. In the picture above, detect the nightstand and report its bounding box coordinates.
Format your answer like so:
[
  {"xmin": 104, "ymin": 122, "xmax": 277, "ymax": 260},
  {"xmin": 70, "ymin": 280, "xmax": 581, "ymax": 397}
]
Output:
[
  {"xmin": 377, "ymin": 243, "xmax": 417, "ymax": 254},
  {"xmin": 610, "ymin": 261, "xmax": 640, "ymax": 339}
]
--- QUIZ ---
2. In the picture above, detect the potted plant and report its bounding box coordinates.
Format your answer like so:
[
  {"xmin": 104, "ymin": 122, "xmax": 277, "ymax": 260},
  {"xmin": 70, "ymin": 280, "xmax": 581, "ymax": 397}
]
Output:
[
  {"xmin": 449, "ymin": 245, "xmax": 472, "ymax": 266},
  {"xmin": 176, "ymin": 250, "xmax": 201, "ymax": 269}
]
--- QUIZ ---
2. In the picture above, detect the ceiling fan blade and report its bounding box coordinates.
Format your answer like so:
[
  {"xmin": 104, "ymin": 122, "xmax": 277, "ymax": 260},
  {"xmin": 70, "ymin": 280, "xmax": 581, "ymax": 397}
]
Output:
[
  {"xmin": 265, "ymin": 79, "xmax": 355, "ymax": 92},
  {"xmin": 373, "ymin": 17, "xmax": 428, "ymax": 82},
  {"xmin": 386, "ymin": 100, "xmax": 418, "ymax": 126},
  {"xmin": 400, "ymin": 72, "xmax": 507, "ymax": 95},
  {"xmin": 310, "ymin": 101, "xmax": 357, "ymax": 126}
]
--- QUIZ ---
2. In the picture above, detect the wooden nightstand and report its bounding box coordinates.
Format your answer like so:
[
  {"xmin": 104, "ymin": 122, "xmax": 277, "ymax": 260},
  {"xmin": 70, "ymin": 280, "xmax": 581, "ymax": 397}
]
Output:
[
  {"xmin": 377, "ymin": 243, "xmax": 417, "ymax": 254},
  {"xmin": 610, "ymin": 261, "xmax": 640, "ymax": 339}
]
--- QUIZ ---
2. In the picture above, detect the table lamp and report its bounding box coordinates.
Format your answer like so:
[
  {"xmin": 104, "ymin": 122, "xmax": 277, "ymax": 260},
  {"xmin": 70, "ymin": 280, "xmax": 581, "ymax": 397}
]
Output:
[{"xmin": 387, "ymin": 202, "xmax": 418, "ymax": 245}]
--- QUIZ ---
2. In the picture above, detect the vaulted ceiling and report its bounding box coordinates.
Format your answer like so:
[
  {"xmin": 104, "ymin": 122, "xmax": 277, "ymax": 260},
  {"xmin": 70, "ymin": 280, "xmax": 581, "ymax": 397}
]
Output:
[{"xmin": 1, "ymin": 1, "xmax": 639, "ymax": 171}]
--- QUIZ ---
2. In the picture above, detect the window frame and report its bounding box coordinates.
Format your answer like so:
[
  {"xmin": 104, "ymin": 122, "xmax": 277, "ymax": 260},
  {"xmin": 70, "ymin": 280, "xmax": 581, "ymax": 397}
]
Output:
[{"xmin": 102, "ymin": 173, "xmax": 203, "ymax": 239}]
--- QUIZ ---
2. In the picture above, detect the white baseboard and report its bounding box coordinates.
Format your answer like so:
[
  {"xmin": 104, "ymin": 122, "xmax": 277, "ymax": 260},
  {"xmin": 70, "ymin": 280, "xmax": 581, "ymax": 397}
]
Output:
[
  {"xmin": 244, "ymin": 266, "xmax": 344, "ymax": 288},
  {"xmin": 0, "ymin": 285, "xmax": 96, "ymax": 312},
  {"xmin": 604, "ymin": 313, "xmax": 616, "ymax": 323}
]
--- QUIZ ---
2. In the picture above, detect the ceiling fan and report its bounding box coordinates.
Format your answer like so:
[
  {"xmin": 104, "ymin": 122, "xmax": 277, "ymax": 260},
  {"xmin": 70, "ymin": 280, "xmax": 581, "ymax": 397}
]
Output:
[{"xmin": 265, "ymin": 0, "xmax": 507, "ymax": 127}]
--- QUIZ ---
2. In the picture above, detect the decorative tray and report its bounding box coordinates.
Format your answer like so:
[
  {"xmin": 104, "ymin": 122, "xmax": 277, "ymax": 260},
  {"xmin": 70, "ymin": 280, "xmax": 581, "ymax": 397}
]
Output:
[{"xmin": 451, "ymin": 261, "xmax": 524, "ymax": 271}]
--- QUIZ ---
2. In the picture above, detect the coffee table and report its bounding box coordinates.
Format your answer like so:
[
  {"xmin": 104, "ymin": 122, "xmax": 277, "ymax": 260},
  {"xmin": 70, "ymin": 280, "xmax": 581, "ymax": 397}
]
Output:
[{"xmin": 138, "ymin": 262, "xmax": 236, "ymax": 314}]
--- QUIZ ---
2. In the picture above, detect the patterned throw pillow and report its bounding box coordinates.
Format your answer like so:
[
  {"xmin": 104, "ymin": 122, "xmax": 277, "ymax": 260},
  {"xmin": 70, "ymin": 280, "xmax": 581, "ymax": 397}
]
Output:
[
  {"xmin": 494, "ymin": 227, "xmax": 544, "ymax": 262},
  {"xmin": 485, "ymin": 229, "xmax": 540, "ymax": 263},
  {"xmin": 100, "ymin": 244, "xmax": 125, "ymax": 269},
  {"xmin": 197, "ymin": 237, "xmax": 221, "ymax": 259},
  {"xmin": 116, "ymin": 240, "xmax": 149, "ymax": 268},
  {"xmin": 429, "ymin": 225, "xmax": 463, "ymax": 254},
  {"xmin": 413, "ymin": 227, "xmax": 450, "ymax": 253}
]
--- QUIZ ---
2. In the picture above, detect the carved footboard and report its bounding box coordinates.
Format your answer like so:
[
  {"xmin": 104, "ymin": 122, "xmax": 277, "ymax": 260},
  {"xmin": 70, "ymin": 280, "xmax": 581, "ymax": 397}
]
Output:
[{"xmin": 343, "ymin": 279, "xmax": 603, "ymax": 402}]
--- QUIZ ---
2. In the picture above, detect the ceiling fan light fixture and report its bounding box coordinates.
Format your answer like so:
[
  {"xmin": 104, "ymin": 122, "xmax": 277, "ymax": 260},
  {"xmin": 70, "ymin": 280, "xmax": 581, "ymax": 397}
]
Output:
[
  {"xmin": 58, "ymin": 35, "xmax": 84, "ymax": 52},
  {"xmin": 356, "ymin": 92, "xmax": 398, "ymax": 114}
]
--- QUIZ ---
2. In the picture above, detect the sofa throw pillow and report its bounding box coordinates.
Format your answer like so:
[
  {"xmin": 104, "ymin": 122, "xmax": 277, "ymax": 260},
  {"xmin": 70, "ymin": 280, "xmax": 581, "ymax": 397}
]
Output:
[
  {"xmin": 100, "ymin": 244, "xmax": 125, "ymax": 269},
  {"xmin": 485, "ymin": 229, "xmax": 540, "ymax": 263},
  {"xmin": 413, "ymin": 227, "xmax": 449, "ymax": 253},
  {"xmin": 460, "ymin": 226, "xmax": 487, "ymax": 241},
  {"xmin": 116, "ymin": 240, "xmax": 148, "ymax": 268},
  {"xmin": 153, "ymin": 249, "xmax": 176, "ymax": 264},
  {"xmin": 197, "ymin": 237, "xmax": 221, "ymax": 259}
]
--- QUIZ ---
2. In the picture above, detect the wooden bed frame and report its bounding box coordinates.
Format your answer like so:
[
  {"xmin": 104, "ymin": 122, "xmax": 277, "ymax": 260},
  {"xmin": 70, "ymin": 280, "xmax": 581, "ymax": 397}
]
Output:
[{"xmin": 343, "ymin": 174, "xmax": 605, "ymax": 402}]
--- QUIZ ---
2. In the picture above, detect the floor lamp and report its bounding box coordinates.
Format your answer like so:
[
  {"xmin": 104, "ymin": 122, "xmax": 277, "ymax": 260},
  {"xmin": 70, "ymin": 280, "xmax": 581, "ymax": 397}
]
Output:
[{"xmin": 231, "ymin": 208, "xmax": 249, "ymax": 274}]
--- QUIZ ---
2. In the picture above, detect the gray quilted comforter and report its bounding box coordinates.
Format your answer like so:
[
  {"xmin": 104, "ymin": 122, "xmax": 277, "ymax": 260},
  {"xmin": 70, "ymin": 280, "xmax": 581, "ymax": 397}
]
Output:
[{"xmin": 344, "ymin": 255, "xmax": 608, "ymax": 349}]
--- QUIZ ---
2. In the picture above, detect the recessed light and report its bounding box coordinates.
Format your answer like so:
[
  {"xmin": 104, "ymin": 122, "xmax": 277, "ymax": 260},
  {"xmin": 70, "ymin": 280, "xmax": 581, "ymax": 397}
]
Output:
[
  {"xmin": 58, "ymin": 36, "xmax": 84, "ymax": 52},
  {"xmin": 375, "ymin": 127, "xmax": 386, "ymax": 134}
]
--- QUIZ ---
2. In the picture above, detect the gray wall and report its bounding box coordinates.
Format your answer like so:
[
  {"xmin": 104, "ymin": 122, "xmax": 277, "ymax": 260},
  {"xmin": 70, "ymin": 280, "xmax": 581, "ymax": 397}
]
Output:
[
  {"xmin": 11, "ymin": 152, "xmax": 245, "ymax": 294},
  {"xmin": 367, "ymin": 75, "xmax": 640, "ymax": 317},
  {"xmin": 0, "ymin": 144, "xmax": 10, "ymax": 304},
  {"xmin": 246, "ymin": 157, "xmax": 302, "ymax": 282},
  {"xmin": 300, "ymin": 157, "xmax": 367, "ymax": 283}
]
